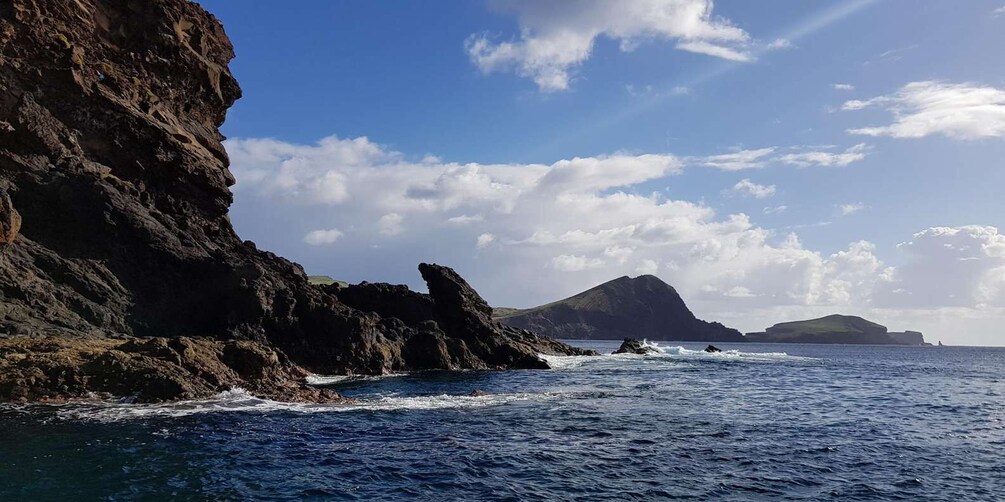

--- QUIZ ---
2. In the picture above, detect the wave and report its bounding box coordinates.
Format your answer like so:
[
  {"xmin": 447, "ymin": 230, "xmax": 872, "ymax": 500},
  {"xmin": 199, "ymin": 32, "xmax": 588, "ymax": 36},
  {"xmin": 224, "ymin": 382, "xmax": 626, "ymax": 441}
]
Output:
[
  {"xmin": 51, "ymin": 388, "xmax": 553, "ymax": 423},
  {"xmin": 305, "ymin": 373, "xmax": 406, "ymax": 385},
  {"xmin": 542, "ymin": 340, "xmax": 808, "ymax": 370}
]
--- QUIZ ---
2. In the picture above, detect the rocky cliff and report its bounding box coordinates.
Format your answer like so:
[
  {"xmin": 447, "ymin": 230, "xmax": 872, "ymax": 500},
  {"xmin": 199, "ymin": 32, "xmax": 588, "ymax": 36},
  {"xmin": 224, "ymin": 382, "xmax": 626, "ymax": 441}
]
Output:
[
  {"xmin": 495, "ymin": 275, "xmax": 745, "ymax": 342},
  {"xmin": 0, "ymin": 0, "xmax": 591, "ymax": 402}
]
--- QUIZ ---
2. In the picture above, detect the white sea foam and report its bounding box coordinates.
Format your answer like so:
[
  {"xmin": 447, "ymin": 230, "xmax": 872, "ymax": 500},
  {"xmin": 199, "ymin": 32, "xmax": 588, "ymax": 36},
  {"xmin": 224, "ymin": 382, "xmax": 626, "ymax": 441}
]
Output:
[
  {"xmin": 305, "ymin": 373, "xmax": 406, "ymax": 385},
  {"xmin": 541, "ymin": 339, "xmax": 808, "ymax": 370},
  {"xmin": 53, "ymin": 388, "xmax": 553, "ymax": 423}
]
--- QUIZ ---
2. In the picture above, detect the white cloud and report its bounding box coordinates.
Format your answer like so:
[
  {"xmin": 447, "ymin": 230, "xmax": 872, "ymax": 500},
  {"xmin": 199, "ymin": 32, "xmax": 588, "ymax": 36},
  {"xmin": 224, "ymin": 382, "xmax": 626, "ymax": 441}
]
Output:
[
  {"xmin": 778, "ymin": 144, "xmax": 869, "ymax": 167},
  {"xmin": 303, "ymin": 228, "xmax": 344, "ymax": 246},
  {"xmin": 378, "ymin": 213, "xmax": 404, "ymax": 236},
  {"xmin": 698, "ymin": 144, "xmax": 868, "ymax": 170},
  {"xmin": 763, "ymin": 205, "xmax": 788, "ymax": 215},
  {"xmin": 993, "ymin": 6, "xmax": 1005, "ymax": 17},
  {"xmin": 832, "ymin": 83, "xmax": 855, "ymax": 91},
  {"xmin": 447, "ymin": 214, "xmax": 485, "ymax": 225},
  {"xmin": 838, "ymin": 202, "xmax": 866, "ymax": 216},
  {"xmin": 765, "ymin": 38, "xmax": 792, "ymax": 50},
  {"xmin": 636, "ymin": 259, "xmax": 660, "ymax": 275},
  {"xmin": 466, "ymin": 0, "xmax": 753, "ymax": 91},
  {"xmin": 878, "ymin": 226, "xmax": 1005, "ymax": 309},
  {"xmin": 844, "ymin": 81, "xmax": 1005, "ymax": 140},
  {"xmin": 699, "ymin": 147, "xmax": 776, "ymax": 171},
  {"xmin": 476, "ymin": 233, "xmax": 497, "ymax": 249},
  {"xmin": 552, "ymin": 254, "xmax": 605, "ymax": 272},
  {"xmin": 730, "ymin": 179, "xmax": 776, "ymax": 199}
]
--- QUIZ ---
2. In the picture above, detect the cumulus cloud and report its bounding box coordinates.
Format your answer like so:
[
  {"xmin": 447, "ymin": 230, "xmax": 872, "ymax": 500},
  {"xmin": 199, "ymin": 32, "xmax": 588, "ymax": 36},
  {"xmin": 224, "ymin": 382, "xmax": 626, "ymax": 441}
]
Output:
[
  {"xmin": 838, "ymin": 202, "xmax": 866, "ymax": 216},
  {"xmin": 378, "ymin": 213, "xmax": 404, "ymax": 236},
  {"xmin": 552, "ymin": 254, "xmax": 605, "ymax": 272},
  {"xmin": 778, "ymin": 144, "xmax": 869, "ymax": 167},
  {"xmin": 466, "ymin": 0, "xmax": 753, "ymax": 91},
  {"xmin": 878, "ymin": 226, "xmax": 1005, "ymax": 309},
  {"xmin": 303, "ymin": 229, "xmax": 343, "ymax": 246},
  {"xmin": 476, "ymin": 233, "xmax": 497, "ymax": 249},
  {"xmin": 832, "ymin": 83, "xmax": 854, "ymax": 91},
  {"xmin": 844, "ymin": 81, "xmax": 1005, "ymax": 140},
  {"xmin": 729, "ymin": 179, "xmax": 776, "ymax": 199}
]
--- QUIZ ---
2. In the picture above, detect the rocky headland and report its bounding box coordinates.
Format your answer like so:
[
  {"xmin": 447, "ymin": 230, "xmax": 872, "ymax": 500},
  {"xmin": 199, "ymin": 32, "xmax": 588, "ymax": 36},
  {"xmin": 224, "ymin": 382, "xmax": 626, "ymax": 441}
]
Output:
[
  {"xmin": 496, "ymin": 275, "xmax": 746, "ymax": 342},
  {"xmin": 0, "ymin": 0, "xmax": 592, "ymax": 403},
  {"xmin": 746, "ymin": 315, "xmax": 927, "ymax": 346}
]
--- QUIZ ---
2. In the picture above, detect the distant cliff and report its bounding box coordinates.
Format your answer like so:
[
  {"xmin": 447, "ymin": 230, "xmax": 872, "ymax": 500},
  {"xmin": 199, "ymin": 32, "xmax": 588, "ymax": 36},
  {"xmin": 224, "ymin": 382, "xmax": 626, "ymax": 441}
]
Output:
[
  {"xmin": 495, "ymin": 275, "xmax": 745, "ymax": 342},
  {"xmin": 746, "ymin": 315, "xmax": 927, "ymax": 345}
]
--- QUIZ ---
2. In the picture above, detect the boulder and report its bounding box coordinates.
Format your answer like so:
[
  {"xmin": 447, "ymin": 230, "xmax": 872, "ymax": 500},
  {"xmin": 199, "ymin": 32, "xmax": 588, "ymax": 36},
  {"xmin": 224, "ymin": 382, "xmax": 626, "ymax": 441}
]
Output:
[{"xmin": 613, "ymin": 338, "xmax": 660, "ymax": 355}]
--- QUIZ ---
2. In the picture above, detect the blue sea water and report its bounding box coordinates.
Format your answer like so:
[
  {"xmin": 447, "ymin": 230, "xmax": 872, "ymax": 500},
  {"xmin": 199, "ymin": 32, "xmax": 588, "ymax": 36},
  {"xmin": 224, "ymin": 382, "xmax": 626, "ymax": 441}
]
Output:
[{"xmin": 1, "ymin": 341, "xmax": 1003, "ymax": 500}]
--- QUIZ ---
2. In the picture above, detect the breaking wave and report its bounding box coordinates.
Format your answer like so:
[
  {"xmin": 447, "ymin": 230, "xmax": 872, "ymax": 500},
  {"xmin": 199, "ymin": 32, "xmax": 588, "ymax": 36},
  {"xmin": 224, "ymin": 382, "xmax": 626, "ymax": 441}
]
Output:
[
  {"xmin": 541, "ymin": 340, "xmax": 809, "ymax": 370},
  {"xmin": 52, "ymin": 388, "xmax": 555, "ymax": 423}
]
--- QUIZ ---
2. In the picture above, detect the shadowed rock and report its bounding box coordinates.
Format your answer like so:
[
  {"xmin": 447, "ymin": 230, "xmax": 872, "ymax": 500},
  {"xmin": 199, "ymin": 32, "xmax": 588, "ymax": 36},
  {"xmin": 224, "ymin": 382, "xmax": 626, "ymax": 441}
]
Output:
[
  {"xmin": 0, "ymin": 0, "xmax": 595, "ymax": 402},
  {"xmin": 613, "ymin": 338, "xmax": 660, "ymax": 355}
]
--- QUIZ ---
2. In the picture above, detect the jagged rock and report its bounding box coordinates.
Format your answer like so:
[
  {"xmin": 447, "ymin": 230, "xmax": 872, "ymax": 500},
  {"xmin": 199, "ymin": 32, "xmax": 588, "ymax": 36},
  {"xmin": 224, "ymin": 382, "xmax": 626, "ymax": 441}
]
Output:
[
  {"xmin": 0, "ymin": 191, "xmax": 20, "ymax": 246},
  {"xmin": 704, "ymin": 345, "xmax": 722, "ymax": 353},
  {"xmin": 0, "ymin": 0, "xmax": 594, "ymax": 402},
  {"xmin": 0, "ymin": 336, "xmax": 342, "ymax": 403},
  {"xmin": 613, "ymin": 338, "xmax": 659, "ymax": 355}
]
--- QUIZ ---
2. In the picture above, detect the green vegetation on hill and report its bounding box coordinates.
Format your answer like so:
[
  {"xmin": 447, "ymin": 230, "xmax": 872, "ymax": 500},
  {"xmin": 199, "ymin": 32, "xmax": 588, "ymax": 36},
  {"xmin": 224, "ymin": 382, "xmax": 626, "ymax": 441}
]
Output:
[
  {"xmin": 308, "ymin": 275, "xmax": 347, "ymax": 288},
  {"xmin": 746, "ymin": 314, "xmax": 927, "ymax": 345}
]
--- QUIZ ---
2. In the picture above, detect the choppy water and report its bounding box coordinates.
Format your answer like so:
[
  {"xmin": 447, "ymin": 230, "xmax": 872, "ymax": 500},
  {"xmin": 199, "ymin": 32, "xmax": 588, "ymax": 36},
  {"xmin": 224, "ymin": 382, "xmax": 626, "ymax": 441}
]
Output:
[{"xmin": 2, "ymin": 341, "xmax": 1004, "ymax": 500}]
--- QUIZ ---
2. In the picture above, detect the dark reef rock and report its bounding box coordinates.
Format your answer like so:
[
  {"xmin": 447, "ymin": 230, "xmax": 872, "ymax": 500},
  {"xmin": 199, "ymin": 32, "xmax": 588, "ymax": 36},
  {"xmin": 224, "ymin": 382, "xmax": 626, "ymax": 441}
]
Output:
[
  {"xmin": 0, "ymin": 335, "xmax": 342, "ymax": 403},
  {"xmin": 497, "ymin": 275, "xmax": 745, "ymax": 342},
  {"xmin": 613, "ymin": 338, "xmax": 659, "ymax": 355},
  {"xmin": 704, "ymin": 345, "xmax": 722, "ymax": 353},
  {"xmin": 0, "ymin": 0, "xmax": 592, "ymax": 402},
  {"xmin": 746, "ymin": 315, "xmax": 926, "ymax": 345}
]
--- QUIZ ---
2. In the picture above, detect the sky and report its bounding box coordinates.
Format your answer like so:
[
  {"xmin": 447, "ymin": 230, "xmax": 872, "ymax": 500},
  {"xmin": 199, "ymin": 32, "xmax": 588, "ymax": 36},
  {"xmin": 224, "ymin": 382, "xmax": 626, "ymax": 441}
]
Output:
[{"xmin": 197, "ymin": 0, "xmax": 1005, "ymax": 346}]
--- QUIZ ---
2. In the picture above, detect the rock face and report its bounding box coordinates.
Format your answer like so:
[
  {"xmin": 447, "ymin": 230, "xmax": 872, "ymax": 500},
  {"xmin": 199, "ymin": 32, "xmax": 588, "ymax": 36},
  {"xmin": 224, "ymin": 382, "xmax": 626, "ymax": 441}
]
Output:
[
  {"xmin": 330, "ymin": 264, "xmax": 599, "ymax": 372},
  {"xmin": 0, "ymin": 0, "xmax": 592, "ymax": 402},
  {"xmin": 612, "ymin": 338, "xmax": 660, "ymax": 355},
  {"xmin": 496, "ymin": 275, "xmax": 745, "ymax": 342},
  {"xmin": 746, "ymin": 315, "xmax": 927, "ymax": 345}
]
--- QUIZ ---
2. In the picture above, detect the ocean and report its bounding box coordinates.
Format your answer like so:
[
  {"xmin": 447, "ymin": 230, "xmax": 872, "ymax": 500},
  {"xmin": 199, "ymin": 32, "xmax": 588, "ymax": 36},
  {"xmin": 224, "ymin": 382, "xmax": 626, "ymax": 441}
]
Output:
[{"xmin": 2, "ymin": 341, "xmax": 1003, "ymax": 500}]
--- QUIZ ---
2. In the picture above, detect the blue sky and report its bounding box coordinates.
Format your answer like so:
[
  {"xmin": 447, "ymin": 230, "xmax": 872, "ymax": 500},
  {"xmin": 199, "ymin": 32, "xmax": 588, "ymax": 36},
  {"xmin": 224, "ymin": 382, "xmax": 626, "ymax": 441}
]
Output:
[{"xmin": 199, "ymin": 0, "xmax": 1005, "ymax": 345}]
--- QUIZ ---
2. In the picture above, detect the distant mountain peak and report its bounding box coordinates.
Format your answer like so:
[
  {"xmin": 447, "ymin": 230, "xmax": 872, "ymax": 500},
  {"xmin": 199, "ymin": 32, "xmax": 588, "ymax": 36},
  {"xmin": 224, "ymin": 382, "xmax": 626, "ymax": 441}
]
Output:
[{"xmin": 495, "ymin": 275, "xmax": 743, "ymax": 342}]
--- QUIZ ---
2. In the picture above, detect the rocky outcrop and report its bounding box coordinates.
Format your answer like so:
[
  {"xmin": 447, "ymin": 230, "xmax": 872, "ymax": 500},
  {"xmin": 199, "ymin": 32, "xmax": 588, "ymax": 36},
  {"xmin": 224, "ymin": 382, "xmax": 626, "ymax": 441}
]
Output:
[
  {"xmin": 497, "ymin": 275, "xmax": 745, "ymax": 342},
  {"xmin": 0, "ymin": 335, "xmax": 342, "ymax": 403},
  {"xmin": 331, "ymin": 264, "xmax": 599, "ymax": 372},
  {"xmin": 0, "ymin": 0, "xmax": 593, "ymax": 402},
  {"xmin": 703, "ymin": 345, "xmax": 722, "ymax": 353},
  {"xmin": 746, "ymin": 315, "xmax": 927, "ymax": 345},
  {"xmin": 612, "ymin": 339, "xmax": 659, "ymax": 355}
]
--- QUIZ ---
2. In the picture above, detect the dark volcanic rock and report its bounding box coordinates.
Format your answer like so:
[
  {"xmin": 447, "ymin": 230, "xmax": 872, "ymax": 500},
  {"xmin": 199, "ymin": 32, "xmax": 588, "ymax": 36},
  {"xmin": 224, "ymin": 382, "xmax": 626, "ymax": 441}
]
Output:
[
  {"xmin": 0, "ymin": 335, "xmax": 342, "ymax": 403},
  {"xmin": 613, "ymin": 338, "xmax": 659, "ymax": 355},
  {"xmin": 497, "ymin": 275, "xmax": 745, "ymax": 342},
  {"xmin": 0, "ymin": 0, "xmax": 594, "ymax": 402},
  {"xmin": 333, "ymin": 264, "xmax": 599, "ymax": 371},
  {"xmin": 704, "ymin": 345, "xmax": 722, "ymax": 353}
]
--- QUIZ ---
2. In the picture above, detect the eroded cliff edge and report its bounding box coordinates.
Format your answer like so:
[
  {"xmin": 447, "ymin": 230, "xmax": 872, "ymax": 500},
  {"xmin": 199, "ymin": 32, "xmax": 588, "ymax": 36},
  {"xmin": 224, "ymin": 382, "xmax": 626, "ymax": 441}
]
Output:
[{"xmin": 0, "ymin": 0, "xmax": 592, "ymax": 402}]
